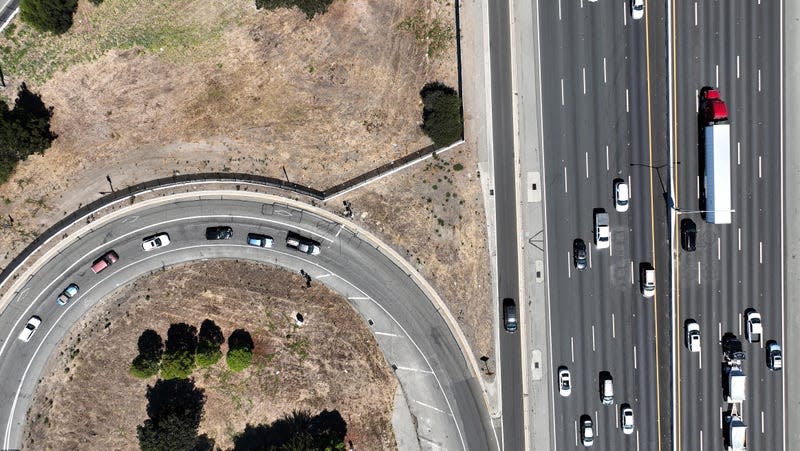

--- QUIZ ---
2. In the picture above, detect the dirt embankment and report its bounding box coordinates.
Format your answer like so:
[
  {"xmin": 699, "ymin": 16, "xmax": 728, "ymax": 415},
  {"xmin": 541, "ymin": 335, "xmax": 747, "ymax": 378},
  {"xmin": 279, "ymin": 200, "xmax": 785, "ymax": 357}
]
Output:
[{"xmin": 24, "ymin": 260, "xmax": 397, "ymax": 450}]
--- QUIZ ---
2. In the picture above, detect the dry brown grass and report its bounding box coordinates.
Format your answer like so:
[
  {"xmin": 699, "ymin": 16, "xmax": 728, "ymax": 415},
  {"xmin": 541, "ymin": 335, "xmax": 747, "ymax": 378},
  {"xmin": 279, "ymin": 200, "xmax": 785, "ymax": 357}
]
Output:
[{"xmin": 23, "ymin": 261, "xmax": 397, "ymax": 450}]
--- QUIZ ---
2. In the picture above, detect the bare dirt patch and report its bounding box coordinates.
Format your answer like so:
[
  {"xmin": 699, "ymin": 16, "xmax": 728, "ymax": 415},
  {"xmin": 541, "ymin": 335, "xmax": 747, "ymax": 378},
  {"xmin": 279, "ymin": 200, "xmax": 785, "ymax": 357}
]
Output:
[{"xmin": 23, "ymin": 260, "xmax": 396, "ymax": 450}]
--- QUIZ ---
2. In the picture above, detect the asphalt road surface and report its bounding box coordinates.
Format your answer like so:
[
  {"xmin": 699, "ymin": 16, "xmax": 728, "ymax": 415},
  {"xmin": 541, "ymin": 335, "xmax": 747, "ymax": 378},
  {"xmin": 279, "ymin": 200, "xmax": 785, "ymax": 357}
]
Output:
[
  {"xmin": 537, "ymin": 1, "xmax": 670, "ymax": 450},
  {"xmin": 488, "ymin": 0, "xmax": 525, "ymax": 449},
  {"xmin": 672, "ymin": 2, "xmax": 785, "ymax": 451},
  {"xmin": 0, "ymin": 196, "xmax": 495, "ymax": 450}
]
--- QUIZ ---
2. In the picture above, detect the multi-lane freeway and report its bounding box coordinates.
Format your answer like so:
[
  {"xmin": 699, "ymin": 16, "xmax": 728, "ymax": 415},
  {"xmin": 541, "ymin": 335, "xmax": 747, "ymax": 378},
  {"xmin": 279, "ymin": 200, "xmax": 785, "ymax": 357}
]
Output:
[{"xmin": 673, "ymin": 2, "xmax": 785, "ymax": 451}]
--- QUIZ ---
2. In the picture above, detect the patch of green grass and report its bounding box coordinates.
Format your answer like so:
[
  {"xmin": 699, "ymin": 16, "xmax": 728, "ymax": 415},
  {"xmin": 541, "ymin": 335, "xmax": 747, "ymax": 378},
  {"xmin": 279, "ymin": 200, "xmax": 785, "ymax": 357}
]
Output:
[
  {"xmin": 398, "ymin": 9, "xmax": 454, "ymax": 59},
  {"xmin": 0, "ymin": 0, "xmax": 246, "ymax": 84}
]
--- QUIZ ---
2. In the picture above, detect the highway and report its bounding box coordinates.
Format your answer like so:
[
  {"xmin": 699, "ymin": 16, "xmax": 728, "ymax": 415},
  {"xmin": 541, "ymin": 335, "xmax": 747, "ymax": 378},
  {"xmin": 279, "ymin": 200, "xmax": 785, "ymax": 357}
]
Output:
[
  {"xmin": 487, "ymin": 0, "xmax": 525, "ymax": 449},
  {"xmin": 0, "ymin": 194, "xmax": 496, "ymax": 450},
  {"xmin": 535, "ymin": 1, "xmax": 670, "ymax": 450},
  {"xmin": 672, "ymin": 2, "xmax": 786, "ymax": 451}
]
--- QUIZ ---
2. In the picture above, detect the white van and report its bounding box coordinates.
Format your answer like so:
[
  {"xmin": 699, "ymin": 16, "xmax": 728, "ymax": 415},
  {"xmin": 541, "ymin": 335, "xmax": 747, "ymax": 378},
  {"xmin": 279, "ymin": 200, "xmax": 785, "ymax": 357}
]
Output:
[
  {"xmin": 594, "ymin": 211, "xmax": 610, "ymax": 249},
  {"xmin": 641, "ymin": 264, "xmax": 655, "ymax": 298}
]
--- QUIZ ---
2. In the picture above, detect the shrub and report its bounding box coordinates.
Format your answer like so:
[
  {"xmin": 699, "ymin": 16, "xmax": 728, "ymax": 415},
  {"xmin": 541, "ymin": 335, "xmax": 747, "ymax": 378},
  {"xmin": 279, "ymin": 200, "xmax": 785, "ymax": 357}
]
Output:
[
  {"xmin": 19, "ymin": 0, "xmax": 78, "ymax": 34},
  {"xmin": 160, "ymin": 351, "xmax": 195, "ymax": 380},
  {"xmin": 226, "ymin": 347, "xmax": 253, "ymax": 372},
  {"xmin": 196, "ymin": 319, "xmax": 224, "ymax": 368},
  {"xmin": 195, "ymin": 345, "xmax": 222, "ymax": 368},
  {"xmin": 130, "ymin": 354, "xmax": 160, "ymax": 379},
  {"xmin": 419, "ymin": 82, "xmax": 462, "ymax": 148},
  {"xmin": 255, "ymin": 0, "xmax": 334, "ymax": 19}
]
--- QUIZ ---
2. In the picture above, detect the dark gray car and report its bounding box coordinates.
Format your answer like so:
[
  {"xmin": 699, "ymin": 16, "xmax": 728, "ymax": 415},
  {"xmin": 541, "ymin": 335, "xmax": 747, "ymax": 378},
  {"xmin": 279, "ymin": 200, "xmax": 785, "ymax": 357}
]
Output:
[{"xmin": 573, "ymin": 239, "xmax": 587, "ymax": 270}]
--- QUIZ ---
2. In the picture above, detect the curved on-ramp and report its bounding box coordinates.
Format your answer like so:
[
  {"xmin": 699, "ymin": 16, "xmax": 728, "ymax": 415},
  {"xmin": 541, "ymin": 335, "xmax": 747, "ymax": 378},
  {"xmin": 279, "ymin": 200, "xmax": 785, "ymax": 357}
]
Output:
[{"xmin": 0, "ymin": 189, "xmax": 498, "ymax": 450}]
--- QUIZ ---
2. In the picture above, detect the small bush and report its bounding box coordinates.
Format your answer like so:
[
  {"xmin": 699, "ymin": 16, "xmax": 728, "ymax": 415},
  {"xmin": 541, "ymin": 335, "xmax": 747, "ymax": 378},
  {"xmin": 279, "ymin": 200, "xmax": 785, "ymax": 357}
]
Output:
[
  {"xmin": 160, "ymin": 351, "xmax": 195, "ymax": 380},
  {"xmin": 130, "ymin": 354, "xmax": 160, "ymax": 379},
  {"xmin": 255, "ymin": 0, "xmax": 334, "ymax": 19},
  {"xmin": 19, "ymin": 0, "xmax": 78, "ymax": 34},
  {"xmin": 195, "ymin": 345, "xmax": 222, "ymax": 368},
  {"xmin": 226, "ymin": 347, "xmax": 253, "ymax": 372}
]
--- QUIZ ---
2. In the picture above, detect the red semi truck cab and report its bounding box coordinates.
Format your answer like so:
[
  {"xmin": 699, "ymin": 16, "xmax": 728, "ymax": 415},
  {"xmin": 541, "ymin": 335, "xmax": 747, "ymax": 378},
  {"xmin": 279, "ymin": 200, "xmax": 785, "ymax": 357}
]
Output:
[{"xmin": 702, "ymin": 88, "xmax": 728, "ymax": 124}]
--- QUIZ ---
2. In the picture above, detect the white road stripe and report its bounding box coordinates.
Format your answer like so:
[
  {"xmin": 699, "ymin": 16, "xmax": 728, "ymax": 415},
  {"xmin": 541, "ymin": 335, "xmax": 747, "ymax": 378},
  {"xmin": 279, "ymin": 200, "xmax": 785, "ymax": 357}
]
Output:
[
  {"xmin": 759, "ymin": 155, "xmax": 762, "ymax": 178},
  {"xmin": 585, "ymin": 152, "xmax": 589, "ymax": 178},
  {"xmin": 719, "ymin": 322, "xmax": 722, "ymax": 342},
  {"xmin": 582, "ymin": 67, "xmax": 587, "ymax": 95},
  {"xmin": 738, "ymin": 142, "xmax": 741, "ymax": 165},
  {"xmin": 700, "ymin": 430, "xmax": 703, "ymax": 451},
  {"xmin": 760, "ymin": 241, "xmax": 763, "ymax": 264},
  {"xmin": 739, "ymin": 313, "xmax": 743, "ymax": 335},
  {"xmin": 698, "ymin": 261, "xmax": 701, "ymax": 285},
  {"xmin": 623, "ymin": 0, "xmax": 627, "ymax": 25},
  {"xmin": 589, "ymin": 245, "xmax": 593, "ymax": 268},
  {"xmin": 718, "ymin": 237, "xmax": 721, "ymax": 260},
  {"xmin": 558, "ymin": 0, "xmax": 562, "ymax": 20},
  {"xmin": 738, "ymin": 228, "xmax": 742, "ymax": 251},
  {"xmin": 695, "ymin": 89, "xmax": 699, "ymax": 112},
  {"xmin": 606, "ymin": 146, "xmax": 610, "ymax": 171},
  {"xmin": 612, "ymin": 314, "xmax": 616, "ymax": 338},
  {"xmin": 561, "ymin": 78, "xmax": 565, "ymax": 106},
  {"xmin": 697, "ymin": 175, "xmax": 700, "ymax": 199},
  {"xmin": 398, "ymin": 366, "xmax": 434, "ymax": 374},
  {"xmin": 564, "ymin": 166, "xmax": 568, "ymax": 192},
  {"xmin": 567, "ymin": 252, "xmax": 572, "ymax": 278},
  {"xmin": 720, "ymin": 407, "xmax": 723, "ymax": 429},
  {"xmin": 694, "ymin": 2, "xmax": 698, "ymax": 26},
  {"xmin": 758, "ymin": 69, "xmax": 762, "ymax": 92},
  {"xmin": 626, "ymin": 88, "xmax": 630, "ymax": 112},
  {"xmin": 571, "ymin": 336, "xmax": 575, "ymax": 363},
  {"xmin": 414, "ymin": 400, "xmax": 445, "ymax": 413},
  {"xmin": 374, "ymin": 331, "xmax": 402, "ymax": 337},
  {"xmin": 636, "ymin": 430, "xmax": 640, "ymax": 451},
  {"xmin": 761, "ymin": 411, "xmax": 765, "ymax": 434},
  {"xmin": 716, "ymin": 64, "xmax": 719, "ymax": 87},
  {"xmin": 603, "ymin": 57, "xmax": 607, "ymax": 84},
  {"xmin": 592, "ymin": 325, "xmax": 596, "ymax": 351},
  {"xmin": 737, "ymin": 55, "xmax": 740, "ymax": 78},
  {"xmin": 633, "ymin": 345, "xmax": 638, "ymax": 369},
  {"xmin": 574, "ymin": 421, "xmax": 578, "ymax": 446},
  {"xmin": 630, "ymin": 260, "xmax": 634, "ymax": 285}
]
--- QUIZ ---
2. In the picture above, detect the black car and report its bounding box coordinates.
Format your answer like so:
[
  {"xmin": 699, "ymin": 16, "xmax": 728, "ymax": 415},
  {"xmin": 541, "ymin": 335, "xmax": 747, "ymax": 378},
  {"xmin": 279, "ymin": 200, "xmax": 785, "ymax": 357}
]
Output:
[
  {"xmin": 502, "ymin": 298, "xmax": 518, "ymax": 333},
  {"xmin": 573, "ymin": 239, "xmax": 587, "ymax": 270},
  {"xmin": 205, "ymin": 226, "xmax": 233, "ymax": 240},
  {"xmin": 681, "ymin": 218, "xmax": 696, "ymax": 251}
]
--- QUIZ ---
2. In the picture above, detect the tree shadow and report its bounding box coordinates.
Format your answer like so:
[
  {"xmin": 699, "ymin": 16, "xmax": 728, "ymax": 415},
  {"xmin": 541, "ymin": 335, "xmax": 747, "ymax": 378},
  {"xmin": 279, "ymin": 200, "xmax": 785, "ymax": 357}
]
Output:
[
  {"xmin": 145, "ymin": 379, "xmax": 205, "ymax": 424},
  {"xmin": 13, "ymin": 83, "xmax": 54, "ymax": 124},
  {"xmin": 228, "ymin": 329, "xmax": 254, "ymax": 351},
  {"xmin": 166, "ymin": 323, "xmax": 198, "ymax": 355},
  {"xmin": 199, "ymin": 319, "xmax": 224, "ymax": 347},
  {"xmin": 137, "ymin": 329, "xmax": 164, "ymax": 358},
  {"xmin": 232, "ymin": 409, "xmax": 347, "ymax": 451}
]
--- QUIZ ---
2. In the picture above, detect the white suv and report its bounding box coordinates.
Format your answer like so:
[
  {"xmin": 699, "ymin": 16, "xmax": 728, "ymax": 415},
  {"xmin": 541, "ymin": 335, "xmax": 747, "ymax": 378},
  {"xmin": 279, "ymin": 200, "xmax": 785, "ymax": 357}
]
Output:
[
  {"xmin": 685, "ymin": 320, "xmax": 701, "ymax": 353},
  {"xmin": 614, "ymin": 180, "xmax": 630, "ymax": 212},
  {"xmin": 745, "ymin": 309, "xmax": 762, "ymax": 343},
  {"xmin": 594, "ymin": 211, "xmax": 610, "ymax": 249}
]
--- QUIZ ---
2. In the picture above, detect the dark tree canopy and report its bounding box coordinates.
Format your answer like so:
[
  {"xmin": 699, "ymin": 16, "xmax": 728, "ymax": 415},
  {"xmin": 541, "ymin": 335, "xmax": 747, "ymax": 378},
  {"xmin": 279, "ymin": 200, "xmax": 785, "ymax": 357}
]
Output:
[
  {"xmin": 196, "ymin": 320, "xmax": 224, "ymax": 368},
  {"xmin": 0, "ymin": 84, "xmax": 57, "ymax": 184},
  {"xmin": 19, "ymin": 0, "xmax": 78, "ymax": 34},
  {"xmin": 226, "ymin": 329, "xmax": 254, "ymax": 372},
  {"xmin": 419, "ymin": 82, "xmax": 463, "ymax": 148},
  {"xmin": 137, "ymin": 379, "xmax": 206, "ymax": 451},
  {"xmin": 254, "ymin": 0, "xmax": 334, "ymax": 20},
  {"xmin": 232, "ymin": 409, "xmax": 347, "ymax": 451}
]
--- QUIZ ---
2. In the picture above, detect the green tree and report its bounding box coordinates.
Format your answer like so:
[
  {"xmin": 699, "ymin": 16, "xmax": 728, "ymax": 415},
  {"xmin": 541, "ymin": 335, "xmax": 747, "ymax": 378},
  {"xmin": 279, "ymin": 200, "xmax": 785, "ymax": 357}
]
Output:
[
  {"xmin": 196, "ymin": 319, "xmax": 224, "ymax": 368},
  {"xmin": 130, "ymin": 354, "xmax": 160, "ymax": 379},
  {"xmin": 0, "ymin": 84, "xmax": 57, "ymax": 184},
  {"xmin": 226, "ymin": 347, "xmax": 253, "ymax": 372},
  {"xmin": 160, "ymin": 350, "xmax": 195, "ymax": 380},
  {"xmin": 419, "ymin": 82, "xmax": 463, "ymax": 148},
  {"xmin": 19, "ymin": 0, "xmax": 78, "ymax": 34},
  {"xmin": 226, "ymin": 329, "xmax": 254, "ymax": 372},
  {"xmin": 137, "ymin": 379, "xmax": 205, "ymax": 451},
  {"xmin": 254, "ymin": 0, "xmax": 334, "ymax": 19}
]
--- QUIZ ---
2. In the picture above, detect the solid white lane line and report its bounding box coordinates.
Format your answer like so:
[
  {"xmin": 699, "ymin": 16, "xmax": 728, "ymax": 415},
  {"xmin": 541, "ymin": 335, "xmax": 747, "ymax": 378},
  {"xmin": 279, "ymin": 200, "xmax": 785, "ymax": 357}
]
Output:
[
  {"xmin": 561, "ymin": 78, "xmax": 565, "ymax": 106},
  {"xmin": 567, "ymin": 252, "xmax": 572, "ymax": 278},
  {"xmin": 759, "ymin": 155, "xmax": 762, "ymax": 178},
  {"xmin": 414, "ymin": 399, "xmax": 445, "ymax": 412},
  {"xmin": 583, "ymin": 67, "xmax": 587, "ymax": 95},
  {"xmin": 700, "ymin": 430, "xmax": 703, "ymax": 451},
  {"xmin": 716, "ymin": 64, "xmax": 719, "ymax": 87},
  {"xmin": 694, "ymin": 2, "xmax": 698, "ymax": 26},
  {"xmin": 589, "ymin": 245, "xmax": 593, "ymax": 268},
  {"xmin": 571, "ymin": 336, "xmax": 575, "ymax": 362},
  {"xmin": 761, "ymin": 411, "xmax": 765, "ymax": 433},
  {"xmin": 564, "ymin": 166, "xmax": 568, "ymax": 192},
  {"xmin": 595, "ymin": 410, "xmax": 599, "ymax": 432},
  {"xmin": 760, "ymin": 241, "xmax": 763, "ymax": 264},
  {"xmin": 633, "ymin": 345, "xmax": 638, "ymax": 369},
  {"xmin": 737, "ymin": 55, "xmax": 740, "ymax": 78},
  {"xmin": 558, "ymin": 0, "xmax": 562, "ymax": 20},
  {"xmin": 612, "ymin": 313, "xmax": 616, "ymax": 338},
  {"xmin": 738, "ymin": 228, "xmax": 742, "ymax": 251},
  {"xmin": 738, "ymin": 142, "xmax": 741, "ymax": 165},
  {"xmin": 695, "ymin": 89, "xmax": 699, "ymax": 112},
  {"xmin": 637, "ymin": 430, "xmax": 640, "ymax": 451},
  {"xmin": 718, "ymin": 237, "xmax": 721, "ymax": 260},
  {"xmin": 374, "ymin": 331, "xmax": 402, "ymax": 337},
  {"xmin": 698, "ymin": 261, "xmax": 701, "ymax": 285},
  {"xmin": 609, "ymin": 239, "xmax": 613, "ymax": 256},
  {"xmin": 616, "ymin": 407, "xmax": 620, "ymax": 428},
  {"xmin": 630, "ymin": 260, "xmax": 635, "ymax": 285},
  {"xmin": 699, "ymin": 347, "xmax": 703, "ymax": 369},
  {"xmin": 738, "ymin": 313, "xmax": 743, "ymax": 335},
  {"xmin": 604, "ymin": 57, "xmax": 607, "ymax": 83},
  {"xmin": 606, "ymin": 145, "xmax": 610, "ymax": 171},
  {"xmin": 758, "ymin": 69, "xmax": 762, "ymax": 92},
  {"xmin": 626, "ymin": 88, "xmax": 630, "ymax": 112},
  {"xmin": 592, "ymin": 325, "xmax": 596, "ymax": 351},
  {"xmin": 399, "ymin": 366, "xmax": 435, "ymax": 375},
  {"xmin": 628, "ymin": 175, "xmax": 632, "ymax": 197},
  {"xmin": 697, "ymin": 175, "xmax": 700, "ymax": 199},
  {"xmin": 585, "ymin": 152, "xmax": 589, "ymax": 178},
  {"xmin": 623, "ymin": 0, "xmax": 626, "ymax": 25},
  {"xmin": 574, "ymin": 421, "xmax": 578, "ymax": 446},
  {"xmin": 719, "ymin": 407, "xmax": 723, "ymax": 429},
  {"xmin": 719, "ymin": 322, "xmax": 722, "ymax": 342}
]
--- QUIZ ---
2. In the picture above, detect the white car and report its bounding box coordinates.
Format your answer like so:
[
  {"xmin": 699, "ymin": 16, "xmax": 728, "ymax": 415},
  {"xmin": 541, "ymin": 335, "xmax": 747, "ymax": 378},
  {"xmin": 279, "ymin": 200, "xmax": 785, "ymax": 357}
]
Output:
[
  {"xmin": 641, "ymin": 264, "xmax": 655, "ymax": 298},
  {"xmin": 620, "ymin": 404, "xmax": 634, "ymax": 434},
  {"xmin": 685, "ymin": 320, "xmax": 701, "ymax": 353},
  {"xmin": 581, "ymin": 416, "xmax": 594, "ymax": 447},
  {"xmin": 18, "ymin": 316, "xmax": 42, "ymax": 342},
  {"xmin": 614, "ymin": 180, "xmax": 630, "ymax": 212},
  {"xmin": 631, "ymin": 0, "xmax": 644, "ymax": 20},
  {"xmin": 558, "ymin": 366, "xmax": 572, "ymax": 397},
  {"xmin": 745, "ymin": 309, "xmax": 762, "ymax": 343},
  {"xmin": 766, "ymin": 340, "xmax": 782, "ymax": 371},
  {"xmin": 594, "ymin": 211, "xmax": 610, "ymax": 249},
  {"xmin": 142, "ymin": 233, "xmax": 171, "ymax": 251}
]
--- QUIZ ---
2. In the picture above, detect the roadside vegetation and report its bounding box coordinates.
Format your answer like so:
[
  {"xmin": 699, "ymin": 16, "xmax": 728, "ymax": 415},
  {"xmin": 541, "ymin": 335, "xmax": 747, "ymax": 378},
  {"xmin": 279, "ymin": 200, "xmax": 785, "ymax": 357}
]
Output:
[
  {"xmin": 398, "ymin": 9, "xmax": 455, "ymax": 59},
  {"xmin": 0, "ymin": 83, "xmax": 56, "ymax": 184},
  {"xmin": 130, "ymin": 320, "xmax": 253, "ymax": 379},
  {"xmin": 420, "ymin": 81, "xmax": 463, "ymax": 148},
  {"xmin": 19, "ymin": 0, "xmax": 78, "ymax": 34},
  {"xmin": 255, "ymin": 0, "xmax": 335, "ymax": 19}
]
